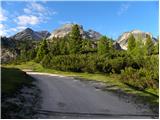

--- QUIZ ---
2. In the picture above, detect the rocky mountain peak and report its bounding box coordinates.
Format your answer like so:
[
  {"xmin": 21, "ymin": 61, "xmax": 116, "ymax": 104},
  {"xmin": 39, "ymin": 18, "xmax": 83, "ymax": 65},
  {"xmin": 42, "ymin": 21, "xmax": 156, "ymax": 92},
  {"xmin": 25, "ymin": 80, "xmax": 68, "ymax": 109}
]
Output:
[
  {"xmin": 131, "ymin": 29, "xmax": 143, "ymax": 33},
  {"xmin": 116, "ymin": 29, "xmax": 157, "ymax": 50},
  {"xmin": 48, "ymin": 23, "xmax": 102, "ymax": 40},
  {"xmin": 38, "ymin": 31, "xmax": 51, "ymax": 38},
  {"xmin": 10, "ymin": 28, "xmax": 51, "ymax": 41},
  {"xmin": 24, "ymin": 28, "xmax": 33, "ymax": 32}
]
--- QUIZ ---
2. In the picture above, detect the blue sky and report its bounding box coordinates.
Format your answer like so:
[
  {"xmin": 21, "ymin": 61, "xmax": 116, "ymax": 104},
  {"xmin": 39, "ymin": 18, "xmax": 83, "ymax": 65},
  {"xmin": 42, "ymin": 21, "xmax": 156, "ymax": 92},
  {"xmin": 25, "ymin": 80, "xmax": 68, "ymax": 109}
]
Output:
[{"xmin": 0, "ymin": 1, "xmax": 158, "ymax": 39}]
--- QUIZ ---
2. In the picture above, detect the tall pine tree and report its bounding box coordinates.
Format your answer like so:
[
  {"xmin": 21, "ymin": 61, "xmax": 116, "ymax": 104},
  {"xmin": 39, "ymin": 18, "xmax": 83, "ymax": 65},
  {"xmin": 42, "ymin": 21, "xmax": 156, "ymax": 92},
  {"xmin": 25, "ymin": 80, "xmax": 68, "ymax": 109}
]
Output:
[
  {"xmin": 145, "ymin": 35, "xmax": 154, "ymax": 55},
  {"xmin": 128, "ymin": 34, "xmax": 136, "ymax": 52},
  {"xmin": 153, "ymin": 39, "xmax": 159, "ymax": 55},
  {"xmin": 97, "ymin": 36, "xmax": 109, "ymax": 55},
  {"xmin": 69, "ymin": 24, "xmax": 82, "ymax": 54},
  {"xmin": 35, "ymin": 39, "xmax": 49, "ymax": 62}
]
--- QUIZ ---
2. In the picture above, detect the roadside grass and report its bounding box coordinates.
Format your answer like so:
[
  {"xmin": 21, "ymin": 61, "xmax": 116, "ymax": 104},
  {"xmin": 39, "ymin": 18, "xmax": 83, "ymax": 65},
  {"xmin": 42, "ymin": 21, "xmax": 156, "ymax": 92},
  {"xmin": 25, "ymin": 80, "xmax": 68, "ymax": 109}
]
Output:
[
  {"xmin": 1, "ymin": 67, "xmax": 33, "ymax": 95},
  {"xmin": 3, "ymin": 61, "xmax": 159, "ymax": 106}
]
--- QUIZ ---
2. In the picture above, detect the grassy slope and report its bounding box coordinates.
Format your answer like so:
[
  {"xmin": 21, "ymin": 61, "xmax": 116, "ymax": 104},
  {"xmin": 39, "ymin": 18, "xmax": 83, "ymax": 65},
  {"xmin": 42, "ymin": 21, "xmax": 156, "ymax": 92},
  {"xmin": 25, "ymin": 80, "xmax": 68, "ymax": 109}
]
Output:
[
  {"xmin": 4, "ymin": 61, "xmax": 159, "ymax": 106},
  {"xmin": 1, "ymin": 67, "xmax": 33, "ymax": 95}
]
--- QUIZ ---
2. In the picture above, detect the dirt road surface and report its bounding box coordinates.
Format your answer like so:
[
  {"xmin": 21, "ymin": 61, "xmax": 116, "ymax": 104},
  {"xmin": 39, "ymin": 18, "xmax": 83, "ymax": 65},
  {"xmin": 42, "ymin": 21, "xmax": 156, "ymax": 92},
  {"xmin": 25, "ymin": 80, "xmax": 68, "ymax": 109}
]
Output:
[{"xmin": 27, "ymin": 72, "xmax": 155, "ymax": 119}]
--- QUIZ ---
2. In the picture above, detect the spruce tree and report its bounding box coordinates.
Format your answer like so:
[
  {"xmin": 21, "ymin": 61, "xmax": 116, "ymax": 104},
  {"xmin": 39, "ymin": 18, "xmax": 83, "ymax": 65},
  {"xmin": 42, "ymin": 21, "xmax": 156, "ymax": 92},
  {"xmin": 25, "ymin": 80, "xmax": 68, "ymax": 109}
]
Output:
[
  {"xmin": 59, "ymin": 38, "xmax": 68, "ymax": 55},
  {"xmin": 132, "ymin": 37, "xmax": 145, "ymax": 57},
  {"xmin": 97, "ymin": 36, "xmax": 109, "ymax": 55},
  {"xmin": 69, "ymin": 24, "xmax": 82, "ymax": 54},
  {"xmin": 153, "ymin": 40, "xmax": 159, "ymax": 54},
  {"xmin": 128, "ymin": 34, "xmax": 136, "ymax": 52},
  {"xmin": 35, "ymin": 39, "xmax": 49, "ymax": 62},
  {"xmin": 109, "ymin": 39, "xmax": 114, "ymax": 52},
  {"xmin": 145, "ymin": 35, "xmax": 154, "ymax": 55}
]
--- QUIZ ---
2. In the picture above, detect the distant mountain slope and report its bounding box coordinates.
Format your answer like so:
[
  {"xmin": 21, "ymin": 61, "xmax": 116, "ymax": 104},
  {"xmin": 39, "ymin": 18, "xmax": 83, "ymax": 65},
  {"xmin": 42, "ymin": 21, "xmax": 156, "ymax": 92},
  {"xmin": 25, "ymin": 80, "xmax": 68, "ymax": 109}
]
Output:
[
  {"xmin": 10, "ymin": 28, "xmax": 51, "ymax": 41},
  {"xmin": 116, "ymin": 30, "xmax": 157, "ymax": 50},
  {"xmin": 1, "ymin": 37, "xmax": 17, "ymax": 63},
  {"xmin": 48, "ymin": 23, "xmax": 102, "ymax": 40}
]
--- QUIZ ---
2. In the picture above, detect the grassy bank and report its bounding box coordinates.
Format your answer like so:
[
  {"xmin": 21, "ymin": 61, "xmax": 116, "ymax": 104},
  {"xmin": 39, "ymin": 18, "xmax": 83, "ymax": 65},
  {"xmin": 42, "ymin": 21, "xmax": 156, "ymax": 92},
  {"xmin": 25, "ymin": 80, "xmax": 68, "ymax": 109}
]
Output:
[
  {"xmin": 3, "ymin": 61, "xmax": 159, "ymax": 106},
  {"xmin": 1, "ymin": 67, "xmax": 33, "ymax": 95}
]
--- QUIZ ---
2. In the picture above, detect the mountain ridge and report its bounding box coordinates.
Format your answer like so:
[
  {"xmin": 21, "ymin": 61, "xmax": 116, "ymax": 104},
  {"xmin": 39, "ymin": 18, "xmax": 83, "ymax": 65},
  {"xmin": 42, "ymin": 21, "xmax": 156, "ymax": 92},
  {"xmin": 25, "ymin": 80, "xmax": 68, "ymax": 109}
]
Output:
[
  {"xmin": 48, "ymin": 23, "xmax": 102, "ymax": 40},
  {"xmin": 10, "ymin": 28, "xmax": 51, "ymax": 41},
  {"xmin": 2, "ymin": 24, "xmax": 158, "ymax": 51}
]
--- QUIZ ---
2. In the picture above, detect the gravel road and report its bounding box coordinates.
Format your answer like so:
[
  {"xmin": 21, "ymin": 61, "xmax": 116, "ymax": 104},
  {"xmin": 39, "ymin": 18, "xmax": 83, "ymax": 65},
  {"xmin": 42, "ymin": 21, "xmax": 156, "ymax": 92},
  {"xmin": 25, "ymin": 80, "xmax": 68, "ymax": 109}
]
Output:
[{"xmin": 27, "ymin": 72, "xmax": 155, "ymax": 119}]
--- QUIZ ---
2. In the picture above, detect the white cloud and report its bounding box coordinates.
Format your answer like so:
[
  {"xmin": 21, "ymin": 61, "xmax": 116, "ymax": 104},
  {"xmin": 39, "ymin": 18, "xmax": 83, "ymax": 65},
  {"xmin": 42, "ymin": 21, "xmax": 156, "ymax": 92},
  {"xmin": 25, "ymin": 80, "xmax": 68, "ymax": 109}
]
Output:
[
  {"xmin": 117, "ymin": 3, "xmax": 130, "ymax": 16},
  {"xmin": 0, "ymin": 24, "xmax": 27, "ymax": 36},
  {"xmin": 9, "ymin": 28, "xmax": 18, "ymax": 32},
  {"xmin": 0, "ymin": 31, "xmax": 5, "ymax": 36},
  {"xmin": 52, "ymin": 11, "xmax": 57, "ymax": 15},
  {"xmin": 24, "ymin": 8, "xmax": 32, "ymax": 14},
  {"xmin": 0, "ymin": 24, "xmax": 8, "ymax": 36},
  {"xmin": 24, "ymin": 2, "xmax": 45, "ymax": 14},
  {"xmin": 0, "ymin": 24, "xmax": 5, "ymax": 29},
  {"xmin": 24, "ymin": 2, "xmax": 57, "ymax": 16},
  {"xmin": 0, "ymin": 8, "xmax": 8, "ymax": 21},
  {"xmin": 22, "ymin": 2, "xmax": 57, "ymax": 26},
  {"xmin": 0, "ymin": 13, "xmax": 7, "ymax": 21},
  {"xmin": 2, "ymin": 2, "xmax": 58, "ymax": 36},
  {"xmin": 16, "ymin": 15, "xmax": 40, "ymax": 26},
  {"xmin": 30, "ymin": 2, "xmax": 45, "ymax": 12}
]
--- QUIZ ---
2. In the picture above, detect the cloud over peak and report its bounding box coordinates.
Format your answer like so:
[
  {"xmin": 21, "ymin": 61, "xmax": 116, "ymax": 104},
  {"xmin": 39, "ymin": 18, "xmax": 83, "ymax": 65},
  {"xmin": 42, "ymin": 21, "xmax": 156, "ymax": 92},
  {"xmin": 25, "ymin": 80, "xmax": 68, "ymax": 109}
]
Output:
[
  {"xmin": 1, "ymin": 1, "xmax": 58, "ymax": 36},
  {"xmin": 16, "ymin": 15, "xmax": 40, "ymax": 26}
]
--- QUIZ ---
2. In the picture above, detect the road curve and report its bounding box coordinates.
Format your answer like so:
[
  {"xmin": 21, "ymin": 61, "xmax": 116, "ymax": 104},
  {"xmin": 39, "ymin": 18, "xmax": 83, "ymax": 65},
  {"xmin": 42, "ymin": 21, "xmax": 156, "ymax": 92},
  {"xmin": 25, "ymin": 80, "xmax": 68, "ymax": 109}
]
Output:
[{"xmin": 27, "ymin": 72, "xmax": 153, "ymax": 119}]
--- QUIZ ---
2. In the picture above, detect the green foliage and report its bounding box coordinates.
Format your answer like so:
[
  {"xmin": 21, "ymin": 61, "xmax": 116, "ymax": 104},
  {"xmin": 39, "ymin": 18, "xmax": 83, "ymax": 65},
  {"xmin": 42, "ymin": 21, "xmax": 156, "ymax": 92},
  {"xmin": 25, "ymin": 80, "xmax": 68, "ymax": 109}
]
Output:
[
  {"xmin": 69, "ymin": 24, "xmax": 82, "ymax": 54},
  {"xmin": 27, "ymin": 49, "xmax": 37, "ymax": 60},
  {"xmin": 145, "ymin": 35, "xmax": 154, "ymax": 55},
  {"xmin": 120, "ymin": 55, "xmax": 158, "ymax": 90},
  {"xmin": 42, "ymin": 54, "xmax": 85, "ymax": 72},
  {"xmin": 81, "ymin": 39, "xmax": 97, "ymax": 53},
  {"xmin": 109, "ymin": 57, "xmax": 125, "ymax": 74},
  {"xmin": 153, "ymin": 41, "xmax": 159, "ymax": 55},
  {"xmin": 142, "ymin": 56, "xmax": 159, "ymax": 81},
  {"xmin": 81, "ymin": 54, "xmax": 98, "ymax": 73},
  {"xmin": 120, "ymin": 67, "xmax": 158, "ymax": 90},
  {"xmin": 41, "ymin": 54, "xmax": 97, "ymax": 72},
  {"xmin": 48, "ymin": 37, "xmax": 70, "ymax": 56},
  {"xmin": 59, "ymin": 38, "xmax": 69, "ymax": 55},
  {"xmin": 121, "ymin": 34, "xmax": 158, "ymax": 90},
  {"xmin": 128, "ymin": 34, "xmax": 136, "ymax": 52},
  {"xmin": 18, "ymin": 48, "xmax": 37, "ymax": 62},
  {"xmin": 132, "ymin": 37, "xmax": 146, "ymax": 57},
  {"xmin": 49, "ymin": 39, "xmax": 61, "ymax": 55},
  {"xmin": 35, "ymin": 39, "xmax": 49, "ymax": 62},
  {"xmin": 109, "ymin": 40, "xmax": 114, "ymax": 52},
  {"xmin": 98, "ymin": 36, "xmax": 109, "ymax": 55},
  {"xmin": 41, "ymin": 54, "xmax": 52, "ymax": 68},
  {"xmin": 41, "ymin": 53, "xmax": 133, "ymax": 74}
]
